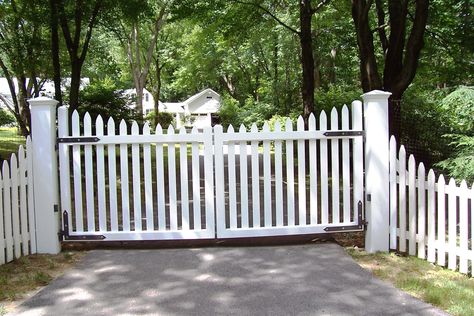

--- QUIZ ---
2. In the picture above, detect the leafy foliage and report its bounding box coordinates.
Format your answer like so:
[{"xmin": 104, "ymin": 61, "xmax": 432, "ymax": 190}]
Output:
[
  {"xmin": 145, "ymin": 110, "xmax": 175, "ymax": 128},
  {"xmin": 0, "ymin": 109, "xmax": 15, "ymax": 127},
  {"xmin": 439, "ymin": 86, "xmax": 474, "ymax": 134},
  {"xmin": 436, "ymin": 135, "xmax": 474, "ymax": 183}
]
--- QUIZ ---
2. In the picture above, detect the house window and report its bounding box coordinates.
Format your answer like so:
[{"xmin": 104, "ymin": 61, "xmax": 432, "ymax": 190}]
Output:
[
  {"xmin": 145, "ymin": 93, "xmax": 149, "ymax": 102},
  {"xmin": 206, "ymin": 96, "xmax": 212, "ymax": 99}
]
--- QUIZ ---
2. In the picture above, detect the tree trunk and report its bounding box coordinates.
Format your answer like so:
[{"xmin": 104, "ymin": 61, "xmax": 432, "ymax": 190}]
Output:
[
  {"xmin": 68, "ymin": 61, "xmax": 82, "ymax": 112},
  {"xmin": 299, "ymin": 0, "xmax": 315, "ymax": 123},
  {"xmin": 50, "ymin": 0, "xmax": 62, "ymax": 105}
]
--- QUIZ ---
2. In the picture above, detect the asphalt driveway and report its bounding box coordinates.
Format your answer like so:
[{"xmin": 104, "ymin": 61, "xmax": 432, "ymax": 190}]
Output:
[{"xmin": 11, "ymin": 243, "xmax": 447, "ymax": 316}]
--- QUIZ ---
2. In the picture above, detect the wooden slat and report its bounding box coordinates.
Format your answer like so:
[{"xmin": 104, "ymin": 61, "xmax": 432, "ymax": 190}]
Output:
[
  {"xmin": 459, "ymin": 180, "xmax": 468, "ymax": 274},
  {"xmin": 330, "ymin": 108, "xmax": 340, "ymax": 224},
  {"xmin": 437, "ymin": 175, "xmax": 446, "ymax": 266},
  {"xmin": 239, "ymin": 125, "xmax": 249, "ymax": 228},
  {"xmin": 155, "ymin": 125, "xmax": 166, "ymax": 230},
  {"xmin": 297, "ymin": 117, "xmax": 306, "ymax": 226},
  {"xmin": 448, "ymin": 178, "xmax": 457, "ymax": 270},
  {"xmin": 19, "ymin": 146, "xmax": 29, "ymax": 255},
  {"xmin": 191, "ymin": 127, "xmax": 201, "ymax": 230},
  {"xmin": 143, "ymin": 123, "xmax": 154, "ymax": 231},
  {"xmin": 471, "ymin": 184, "xmax": 474, "ymax": 276},
  {"xmin": 263, "ymin": 122, "xmax": 272, "ymax": 227},
  {"xmin": 0, "ymin": 169, "xmax": 4, "ymax": 264},
  {"xmin": 308, "ymin": 114, "xmax": 317, "ymax": 225},
  {"xmin": 389, "ymin": 136, "xmax": 397, "ymax": 249},
  {"xmin": 203, "ymin": 126, "xmax": 215, "ymax": 234},
  {"xmin": 417, "ymin": 163, "xmax": 426, "ymax": 259},
  {"xmin": 3, "ymin": 161, "xmax": 13, "ymax": 262},
  {"xmin": 228, "ymin": 125, "xmax": 237, "ymax": 229},
  {"xmin": 408, "ymin": 155, "xmax": 416, "ymax": 255},
  {"xmin": 119, "ymin": 120, "xmax": 130, "ymax": 232},
  {"xmin": 71, "ymin": 111, "xmax": 84, "ymax": 232},
  {"xmin": 167, "ymin": 126, "xmax": 178, "ymax": 231},
  {"xmin": 427, "ymin": 169, "xmax": 436, "ymax": 263},
  {"xmin": 11, "ymin": 154, "xmax": 20, "ymax": 259},
  {"xmin": 131, "ymin": 122, "xmax": 142, "ymax": 231},
  {"xmin": 352, "ymin": 101, "xmax": 364, "ymax": 224},
  {"xmin": 58, "ymin": 106, "xmax": 71, "ymax": 235},
  {"xmin": 84, "ymin": 113, "xmax": 95, "ymax": 231},
  {"xmin": 251, "ymin": 124, "xmax": 260, "ymax": 228},
  {"xmin": 107, "ymin": 118, "xmax": 118, "ymax": 231},
  {"xmin": 179, "ymin": 127, "xmax": 189, "ymax": 231},
  {"xmin": 341, "ymin": 106, "xmax": 350, "ymax": 224},
  {"xmin": 274, "ymin": 121, "xmax": 284, "ymax": 227},
  {"xmin": 398, "ymin": 146, "xmax": 407, "ymax": 252},
  {"xmin": 214, "ymin": 125, "xmax": 225, "ymax": 233},
  {"xmin": 319, "ymin": 111, "xmax": 329, "ymax": 224},
  {"xmin": 285, "ymin": 119, "xmax": 295, "ymax": 226},
  {"xmin": 26, "ymin": 137, "xmax": 36, "ymax": 253},
  {"xmin": 96, "ymin": 116, "xmax": 107, "ymax": 232}
]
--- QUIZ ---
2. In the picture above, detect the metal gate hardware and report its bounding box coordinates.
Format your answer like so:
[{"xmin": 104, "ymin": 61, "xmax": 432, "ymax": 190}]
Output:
[
  {"xmin": 323, "ymin": 131, "xmax": 364, "ymax": 137},
  {"xmin": 59, "ymin": 211, "xmax": 106, "ymax": 241},
  {"xmin": 57, "ymin": 137, "xmax": 100, "ymax": 143},
  {"xmin": 324, "ymin": 201, "xmax": 367, "ymax": 232}
]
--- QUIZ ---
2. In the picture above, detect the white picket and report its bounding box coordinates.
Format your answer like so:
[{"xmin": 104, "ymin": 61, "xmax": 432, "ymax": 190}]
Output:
[
  {"xmin": 285, "ymin": 119, "xmax": 295, "ymax": 226},
  {"xmin": 19, "ymin": 146, "xmax": 29, "ymax": 255},
  {"xmin": 227, "ymin": 125, "xmax": 237, "ymax": 229},
  {"xmin": 308, "ymin": 114, "xmax": 318, "ymax": 225},
  {"xmin": 341, "ymin": 106, "xmax": 350, "ymax": 224},
  {"xmin": 58, "ymin": 106, "xmax": 71, "ymax": 233},
  {"xmin": 448, "ymin": 178, "xmax": 457, "ymax": 270},
  {"xmin": 239, "ymin": 125, "xmax": 249, "ymax": 228},
  {"xmin": 437, "ymin": 175, "xmax": 446, "ymax": 266},
  {"xmin": 330, "ymin": 108, "xmax": 340, "ymax": 223},
  {"xmin": 427, "ymin": 170, "xmax": 436, "ymax": 263},
  {"xmin": 155, "ymin": 125, "xmax": 166, "ymax": 230},
  {"xmin": 167, "ymin": 126, "xmax": 178, "ymax": 231},
  {"xmin": 119, "ymin": 120, "xmax": 130, "ymax": 231},
  {"xmin": 84, "ymin": 113, "xmax": 95, "ymax": 231},
  {"xmin": 251, "ymin": 124, "xmax": 260, "ymax": 228},
  {"xmin": 352, "ymin": 101, "xmax": 364, "ymax": 224},
  {"xmin": 107, "ymin": 118, "xmax": 118, "ymax": 231},
  {"xmin": 263, "ymin": 122, "xmax": 272, "ymax": 227},
  {"xmin": 417, "ymin": 163, "xmax": 426, "ymax": 259},
  {"xmin": 143, "ymin": 123, "xmax": 154, "ymax": 231},
  {"xmin": 203, "ymin": 126, "xmax": 215, "ymax": 234},
  {"xmin": 131, "ymin": 122, "xmax": 142, "ymax": 231},
  {"xmin": 11, "ymin": 154, "xmax": 20, "ymax": 259},
  {"xmin": 96, "ymin": 116, "xmax": 107, "ymax": 232},
  {"xmin": 191, "ymin": 127, "xmax": 201, "ymax": 230},
  {"xmin": 399, "ymin": 146, "xmax": 407, "ymax": 252},
  {"xmin": 0, "ymin": 170, "xmax": 4, "ymax": 264},
  {"xmin": 319, "ymin": 112, "xmax": 329, "ymax": 224},
  {"xmin": 459, "ymin": 181, "xmax": 468, "ymax": 274},
  {"xmin": 179, "ymin": 127, "xmax": 189, "ymax": 231},
  {"xmin": 389, "ymin": 137, "xmax": 397, "ymax": 249},
  {"xmin": 26, "ymin": 137, "xmax": 35, "ymax": 253},
  {"xmin": 215, "ymin": 125, "xmax": 226, "ymax": 232},
  {"xmin": 274, "ymin": 122, "xmax": 284, "ymax": 227},
  {"xmin": 3, "ymin": 161, "xmax": 13, "ymax": 262},
  {"xmin": 72, "ymin": 111, "xmax": 84, "ymax": 232},
  {"xmin": 297, "ymin": 117, "xmax": 306, "ymax": 226},
  {"xmin": 471, "ymin": 184, "xmax": 474, "ymax": 275},
  {"xmin": 408, "ymin": 155, "xmax": 416, "ymax": 255}
]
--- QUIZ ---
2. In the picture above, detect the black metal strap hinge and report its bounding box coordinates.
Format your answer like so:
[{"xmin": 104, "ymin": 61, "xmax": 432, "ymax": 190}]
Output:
[
  {"xmin": 59, "ymin": 211, "xmax": 106, "ymax": 241},
  {"xmin": 57, "ymin": 137, "xmax": 100, "ymax": 144},
  {"xmin": 323, "ymin": 131, "xmax": 364, "ymax": 137},
  {"xmin": 324, "ymin": 200, "xmax": 366, "ymax": 232}
]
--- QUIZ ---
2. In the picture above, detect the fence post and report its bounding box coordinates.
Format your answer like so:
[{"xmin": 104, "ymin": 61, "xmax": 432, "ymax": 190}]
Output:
[
  {"xmin": 28, "ymin": 96, "xmax": 61, "ymax": 254},
  {"xmin": 362, "ymin": 90, "xmax": 392, "ymax": 253}
]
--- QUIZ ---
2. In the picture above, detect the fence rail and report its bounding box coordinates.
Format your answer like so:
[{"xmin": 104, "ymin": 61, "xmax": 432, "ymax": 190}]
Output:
[
  {"xmin": 0, "ymin": 137, "xmax": 36, "ymax": 264},
  {"xmin": 390, "ymin": 136, "xmax": 474, "ymax": 276}
]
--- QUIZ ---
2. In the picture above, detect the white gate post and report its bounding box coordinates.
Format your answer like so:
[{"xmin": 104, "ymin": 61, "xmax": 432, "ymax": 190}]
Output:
[
  {"xmin": 28, "ymin": 96, "xmax": 61, "ymax": 254},
  {"xmin": 362, "ymin": 90, "xmax": 392, "ymax": 253}
]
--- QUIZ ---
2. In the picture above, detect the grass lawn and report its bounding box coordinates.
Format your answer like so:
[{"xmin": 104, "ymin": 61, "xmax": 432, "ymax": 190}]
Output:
[
  {"xmin": 0, "ymin": 251, "xmax": 85, "ymax": 315},
  {"xmin": 347, "ymin": 247, "xmax": 474, "ymax": 316},
  {"xmin": 0, "ymin": 127, "xmax": 26, "ymax": 160}
]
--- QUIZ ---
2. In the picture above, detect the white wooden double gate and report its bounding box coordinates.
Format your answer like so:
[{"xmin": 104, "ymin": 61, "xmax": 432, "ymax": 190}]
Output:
[{"xmin": 57, "ymin": 102, "xmax": 365, "ymax": 242}]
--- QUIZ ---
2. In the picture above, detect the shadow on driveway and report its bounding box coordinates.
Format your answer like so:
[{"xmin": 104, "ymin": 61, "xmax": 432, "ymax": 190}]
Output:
[{"xmin": 11, "ymin": 243, "xmax": 447, "ymax": 316}]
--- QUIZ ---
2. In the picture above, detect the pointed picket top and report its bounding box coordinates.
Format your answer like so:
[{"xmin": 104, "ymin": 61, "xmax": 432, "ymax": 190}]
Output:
[
  {"xmin": 95, "ymin": 115, "xmax": 104, "ymax": 135},
  {"xmin": 399, "ymin": 144, "xmax": 406, "ymax": 157},
  {"xmin": 84, "ymin": 112, "xmax": 92, "ymax": 125},
  {"xmin": 250, "ymin": 123, "xmax": 258, "ymax": 133},
  {"xmin": 119, "ymin": 119, "xmax": 127, "ymax": 134},
  {"xmin": 143, "ymin": 122, "xmax": 151, "ymax": 135},
  {"xmin": 72, "ymin": 109, "xmax": 80, "ymax": 121},
  {"xmin": 2, "ymin": 159, "xmax": 9, "ymax": 177},
  {"xmin": 418, "ymin": 162, "xmax": 425, "ymax": 175},
  {"xmin": 191, "ymin": 126, "xmax": 198, "ymax": 134},
  {"xmin": 167, "ymin": 124, "xmax": 175, "ymax": 134},
  {"xmin": 319, "ymin": 110, "xmax": 327, "ymax": 126},
  {"xmin": 390, "ymin": 135, "xmax": 397, "ymax": 147},
  {"xmin": 331, "ymin": 106, "xmax": 338, "ymax": 118},
  {"xmin": 448, "ymin": 177, "xmax": 456, "ymax": 187},
  {"xmin": 428, "ymin": 169, "xmax": 435, "ymax": 182},
  {"xmin": 58, "ymin": 105, "xmax": 68, "ymax": 117},
  {"xmin": 107, "ymin": 117, "xmax": 115, "ymax": 134},
  {"xmin": 131, "ymin": 121, "xmax": 139, "ymax": 135},
  {"xmin": 214, "ymin": 124, "xmax": 223, "ymax": 134},
  {"xmin": 342, "ymin": 104, "xmax": 349, "ymax": 117},
  {"xmin": 408, "ymin": 154, "xmax": 416, "ymax": 167},
  {"xmin": 438, "ymin": 173, "xmax": 446, "ymax": 186},
  {"xmin": 296, "ymin": 116, "xmax": 304, "ymax": 131},
  {"xmin": 10, "ymin": 153, "xmax": 17, "ymax": 170},
  {"xmin": 227, "ymin": 124, "xmax": 235, "ymax": 133},
  {"xmin": 18, "ymin": 145, "xmax": 25, "ymax": 159},
  {"xmin": 26, "ymin": 136, "xmax": 32, "ymax": 148},
  {"xmin": 285, "ymin": 118, "xmax": 293, "ymax": 131},
  {"xmin": 262, "ymin": 121, "xmax": 270, "ymax": 132},
  {"xmin": 274, "ymin": 120, "xmax": 281, "ymax": 132},
  {"xmin": 179, "ymin": 126, "xmax": 186, "ymax": 134},
  {"xmin": 155, "ymin": 123, "xmax": 163, "ymax": 134},
  {"xmin": 239, "ymin": 124, "xmax": 247, "ymax": 133},
  {"xmin": 72, "ymin": 110, "xmax": 80, "ymax": 131},
  {"xmin": 308, "ymin": 113, "xmax": 316, "ymax": 130},
  {"xmin": 460, "ymin": 180, "xmax": 468, "ymax": 191}
]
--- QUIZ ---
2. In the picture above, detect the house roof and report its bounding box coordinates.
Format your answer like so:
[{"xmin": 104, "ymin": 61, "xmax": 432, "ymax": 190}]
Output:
[
  {"xmin": 162, "ymin": 102, "xmax": 185, "ymax": 113},
  {"xmin": 184, "ymin": 88, "xmax": 220, "ymax": 105}
]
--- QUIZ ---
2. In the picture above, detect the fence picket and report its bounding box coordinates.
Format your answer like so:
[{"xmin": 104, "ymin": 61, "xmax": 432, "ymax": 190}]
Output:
[
  {"xmin": 427, "ymin": 170, "xmax": 436, "ymax": 263},
  {"xmin": 273, "ymin": 122, "xmax": 284, "ymax": 226},
  {"xmin": 417, "ymin": 163, "xmax": 426, "ymax": 259},
  {"xmin": 251, "ymin": 124, "xmax": 260, "ymax": 227},
  {"xmin": 408, "ymin": 155, "xmax": 416, "ymax": 255},
  {"xmin": 167, "ymin": 126, "xmax": 178, "ymax": 231},
  {"xmin": 215, "ymin": 125, "xmax": 225, "ymax": 232},
  {"xmin": 11, "ymin": 154, "xmax": 20, "ymax": 259},
  {"xmin": 228, "ymin": 125, "xmax": 237, "ymax": 229},
  {"xmin": 19, "ymin": 146, "xmax": 28, "ymax": 255},
  {"xmin": 26, "ymin": 137, "xmax": 35, "ymax": 253},
  {"xmin": 179, "ymin": 127, "xmax": 189, "ymax": 231},
  {"xmin": 459, "ymin": 181, "xmax": 468, "ymax": 274},
  {"xmin": 352, "ymin": 101, "xmax": 364, "ymax": 225},
  {"xmin": 72, "ymin": 111, "xmax": 84, "ymax": 232},
  {"xmin": 437, "ymin": 175, "xmax": 446, "ymax": 266},
  {"xmin": 131, "ymin": 122, "xmax": 142, "ymax": 231},
  {"xmin": 389, "ymin": 137, "xmax": 397, "ymax": 249},
  {"xmin": 448, "ymin": 178, "xmax": 457, "ymax": 270},
  {"xmin": 239, "ymin": 125, "xmax": 249, "ymax": 228},
  {"xmin": 203, "ymin": 126, "xmax": 215, "ymax": 234},
  {"xmin": 58, "ymin": 106, "xmax": 71, "ymax": 235},
  {"xmin": 119, "ymin": 120, "xmax": 130, "ymax": 231},
  {"xmin": 308, "ymin": 114, "xmax": 317, "ymax": 225},
  {"xmin": 191, "ymin": 127, "xmax": 201, "ymax": 230},
  {"xmin": 341, "ymin": 106, "xmax": 350, "ymax": 224},
  {"xmin": 155, "ymin": 125, "xmax": 166, "ymax": 230},
  {"xmin": 3, "ymin": 161, "xmax": 13, "ymax": 262},
  {"xmin": 107, "ymin": 118, "xmax": 118, "ymax": 231},
  {"xmin": 0, "ymin": 169, "xmax": 4, "ymax": 264},
  {"xmin": 319, "ymin": 112, "xmax": 329, "ymax": 224},
  {"xmin": 330, "ymin": 108, "xmax": 340, "ymax": 224},
  {"xmin": 399, "ymin": 146, "xmax": 407, "ymax": 252},
  {"xmin": 263, "ymin": 122, "xmax": 272, "ymax": 227},
  {"xmin": 471, "ymin": 184, "xmax": 474, "ymax": 276},
  {"xmin": 84, "ymin": 113, "xmax": 95, "ymax": 231},
  {"xmin": 297, "ymin": 117, "xmax": 306, "ymax": 226},
  {"xmin": 144, "ymin": 123, "xmax": 154, "ymax": 231},
  {"xmin": 285, "ymin": 119, "xmax": 294, "ymax": 226},
  {"xmin": 96, "ymin": 116, "xmax": 107, "ymax": 232}
]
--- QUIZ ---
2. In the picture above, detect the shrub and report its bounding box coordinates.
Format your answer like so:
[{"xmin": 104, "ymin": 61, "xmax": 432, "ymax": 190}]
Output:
[
  {"xmin": 439, "ymin": 86, "xmax": 474, "ymax": 134},
  {"xmin": 0, "ymin": 109, "xmax": 15, "ymax": 127},
  {"xmin": 145, "ymin": 111, "xmax": 175, "ymax": 128}
]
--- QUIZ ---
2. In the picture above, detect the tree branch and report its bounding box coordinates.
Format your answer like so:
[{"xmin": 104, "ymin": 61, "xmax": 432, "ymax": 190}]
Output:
[
  {"xmin": 79, "ymin": 0, "xmax": 102, "ymax": 62},
  {"xmin": 311, "ymin": 0, "xmax": 331, "ymax": 14}
]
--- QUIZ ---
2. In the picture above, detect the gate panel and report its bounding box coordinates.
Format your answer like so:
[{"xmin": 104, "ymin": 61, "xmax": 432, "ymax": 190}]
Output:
[
  {"xmin": 58, "ymin": 107, "xmax": 215, "ymax": 241},
  {"xmin": 215, "ymin": 102, "xmax": 365, "ymax": 238}
]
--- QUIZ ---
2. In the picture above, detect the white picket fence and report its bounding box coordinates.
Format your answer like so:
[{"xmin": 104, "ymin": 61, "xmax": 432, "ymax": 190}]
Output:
[
  {"xmin": 0, "ymin": 137, "xmax": 36, "ymax": 265},
  {"xmin": 390, "ymin": 136, "xmax": 474, "ymax": 275}
]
